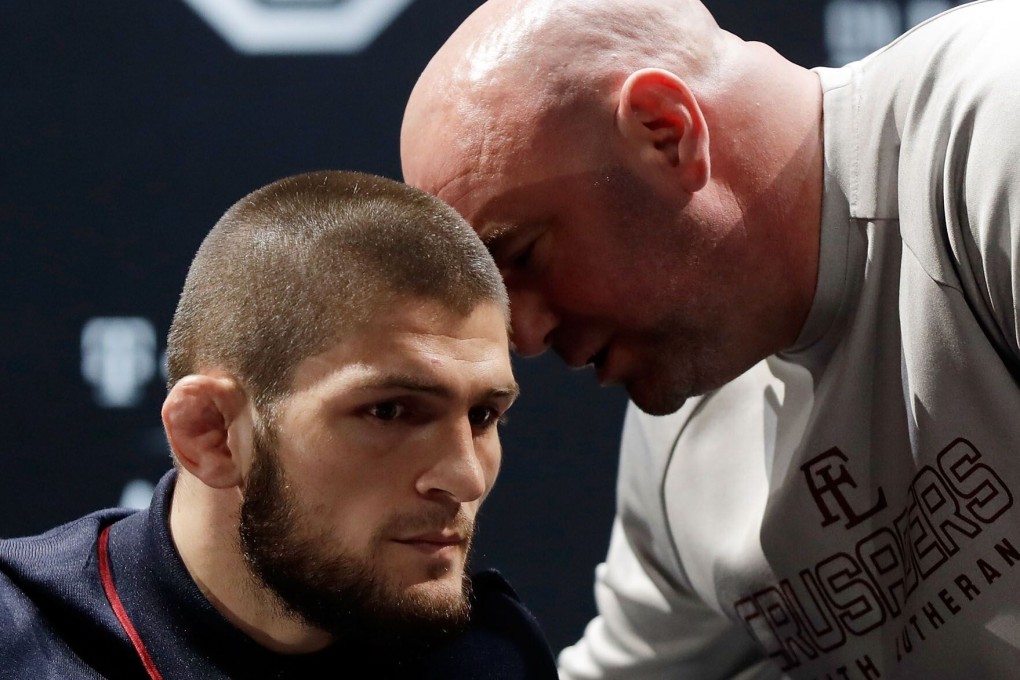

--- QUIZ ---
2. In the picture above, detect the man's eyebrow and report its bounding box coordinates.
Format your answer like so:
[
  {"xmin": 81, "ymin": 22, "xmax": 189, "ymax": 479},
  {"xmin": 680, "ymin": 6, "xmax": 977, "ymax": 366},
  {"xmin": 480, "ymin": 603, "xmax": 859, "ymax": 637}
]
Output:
[
  {"xmin": 353, "ymin": 373, "xmax": 521, "ymax": 401},
  {"xmin": 478, "ymin": 223, "xmax": 517, "ymax": 249},
  {"xmin": 491, "ymin": 383, "xmax": 522, "ymax": 401}
]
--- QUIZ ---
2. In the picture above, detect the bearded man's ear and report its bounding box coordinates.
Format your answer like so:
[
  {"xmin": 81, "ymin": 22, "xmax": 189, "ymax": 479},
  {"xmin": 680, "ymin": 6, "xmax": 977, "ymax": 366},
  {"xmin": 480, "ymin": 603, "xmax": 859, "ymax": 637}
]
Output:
[{"xmin": 162, "ymin": 373, "xmax": 252, "ymax": 490}]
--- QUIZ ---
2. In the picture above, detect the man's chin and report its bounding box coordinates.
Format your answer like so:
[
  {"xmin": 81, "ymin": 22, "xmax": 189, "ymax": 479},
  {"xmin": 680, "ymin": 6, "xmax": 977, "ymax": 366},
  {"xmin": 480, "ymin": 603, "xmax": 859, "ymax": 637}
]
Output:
[
  {"xmin": 624, "ymin": 352, "xmax": 743, "ymax": 415},
  {"xmin": 286, "ymin": 570, "xmax": 472, "ymax": 654},
  {"xmin": 360, "ymin": 573, "xmax": 473, "ymax": 651},
  {"xmin": 324, "ymin": 580, "xmax": 472, "ymax": 662},
  {"xmin": 625, "ymin": 375, "xmax": 692, "ymax": 416},
  {"xmin": 385, "ymin": 570, "xmax": 471, "ymax": 618}
]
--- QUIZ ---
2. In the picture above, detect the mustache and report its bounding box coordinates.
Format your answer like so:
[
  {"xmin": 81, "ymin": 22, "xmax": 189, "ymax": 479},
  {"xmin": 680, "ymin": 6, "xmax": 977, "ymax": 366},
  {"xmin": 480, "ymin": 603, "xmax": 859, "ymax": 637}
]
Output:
[{"xmin": 380, "ymin": 507, "xmax": 475, "ymax": 541}]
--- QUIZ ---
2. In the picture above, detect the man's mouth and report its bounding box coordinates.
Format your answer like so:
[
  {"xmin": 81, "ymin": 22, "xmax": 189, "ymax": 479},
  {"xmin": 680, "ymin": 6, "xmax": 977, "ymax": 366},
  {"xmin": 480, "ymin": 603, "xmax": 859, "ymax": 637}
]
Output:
[
  {"xmin": 391, "ymin": 538, "xmax": 467, "ymax": 558},
  {"xmin": 392, "ymin": 532, "xmax": 468, "ymax": 556}
]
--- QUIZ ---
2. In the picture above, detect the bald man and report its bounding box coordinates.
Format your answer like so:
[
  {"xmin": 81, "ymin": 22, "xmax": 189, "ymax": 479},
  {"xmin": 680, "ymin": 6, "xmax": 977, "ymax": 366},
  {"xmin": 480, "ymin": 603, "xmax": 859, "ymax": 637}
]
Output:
[{"xmin": 402, "ymin": 0, "xmax": 1020, "ymax": 678}]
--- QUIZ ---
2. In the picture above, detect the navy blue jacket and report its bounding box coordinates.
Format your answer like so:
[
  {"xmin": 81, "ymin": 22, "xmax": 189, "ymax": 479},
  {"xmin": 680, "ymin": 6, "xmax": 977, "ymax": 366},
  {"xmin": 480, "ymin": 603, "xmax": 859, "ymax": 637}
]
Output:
[{"xmin": 0, "ymin": 472, "xmax": 557, "ymax": 679}]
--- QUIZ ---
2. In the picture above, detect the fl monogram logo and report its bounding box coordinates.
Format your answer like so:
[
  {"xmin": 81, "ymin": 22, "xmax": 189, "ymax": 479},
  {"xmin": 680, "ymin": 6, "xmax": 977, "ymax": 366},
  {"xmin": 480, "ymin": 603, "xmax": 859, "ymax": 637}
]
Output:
[{"xmin": 801, "ymin": 447, "xmax": 888, "ymax": 530}]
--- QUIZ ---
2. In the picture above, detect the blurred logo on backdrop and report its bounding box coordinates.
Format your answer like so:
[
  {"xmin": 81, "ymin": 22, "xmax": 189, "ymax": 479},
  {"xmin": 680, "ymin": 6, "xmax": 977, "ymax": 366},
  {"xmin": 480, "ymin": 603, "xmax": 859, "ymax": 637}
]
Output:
[
  {"xmin": 81, "ymin": 318, "xmax": 170, "ymax": 509},
  {"xmin": 182, "ymin": 0, "xmax": 417, "ymax": 54},
  {"xmin": 81, "ymin": 317, "xmax": 162, "ymax": 409}
]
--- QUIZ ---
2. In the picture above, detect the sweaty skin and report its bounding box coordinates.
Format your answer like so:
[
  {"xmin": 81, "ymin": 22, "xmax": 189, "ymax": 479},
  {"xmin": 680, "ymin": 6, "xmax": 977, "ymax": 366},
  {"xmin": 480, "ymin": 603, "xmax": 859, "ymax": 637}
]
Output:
[{"xmin": 402, "ymin": 0, "xmax": 825, "ymax": 415}]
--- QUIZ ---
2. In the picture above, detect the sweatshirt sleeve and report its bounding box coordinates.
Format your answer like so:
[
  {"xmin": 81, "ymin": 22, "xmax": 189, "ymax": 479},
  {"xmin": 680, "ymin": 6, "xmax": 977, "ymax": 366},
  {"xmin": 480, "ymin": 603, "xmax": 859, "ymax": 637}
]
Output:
[
  {"xmin": 558, "ymin": 404, "xmax": 779, "ymax": 680},
  {"xmin": 941, "ymin": 16, "xmax": 1020, "ymax": 374}
]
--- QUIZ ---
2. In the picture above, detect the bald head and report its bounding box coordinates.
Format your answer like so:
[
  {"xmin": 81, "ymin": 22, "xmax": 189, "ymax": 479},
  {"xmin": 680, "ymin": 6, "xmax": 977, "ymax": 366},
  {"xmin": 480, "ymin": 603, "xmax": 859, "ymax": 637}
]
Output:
[
  {"xmin": 401, "ymin": 0, "xmax": 824, "ymax": 412},
  {"xmin": 402, "ymin": 0, "xmax": 726, "ymax": 194}
]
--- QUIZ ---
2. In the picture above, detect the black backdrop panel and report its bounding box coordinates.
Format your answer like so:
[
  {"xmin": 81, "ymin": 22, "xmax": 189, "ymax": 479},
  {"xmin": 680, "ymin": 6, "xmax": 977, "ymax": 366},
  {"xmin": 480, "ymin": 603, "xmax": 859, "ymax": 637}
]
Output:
[{"xmin": 0, "ymin": 0, "xmax": 962, "ymax": 654}]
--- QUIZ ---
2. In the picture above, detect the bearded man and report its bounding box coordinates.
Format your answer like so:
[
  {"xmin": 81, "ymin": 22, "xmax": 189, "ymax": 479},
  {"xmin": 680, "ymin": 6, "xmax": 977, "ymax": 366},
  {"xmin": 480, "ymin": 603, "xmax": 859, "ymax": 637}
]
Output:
[{"xmin": 0, "ymin": 170, "xmax": 557, "ymax": 679}]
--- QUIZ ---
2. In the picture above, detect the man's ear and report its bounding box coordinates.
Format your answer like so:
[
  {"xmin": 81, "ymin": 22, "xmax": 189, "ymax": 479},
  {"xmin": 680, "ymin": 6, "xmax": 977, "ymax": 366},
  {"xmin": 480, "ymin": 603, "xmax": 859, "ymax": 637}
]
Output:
[
  {"xmin": 617, "ymin": 68, "xmax": 710, "ymax": 194},
  {"xmin": 162, "ymin": 374, "xmax": 250, "ymax": 490}
]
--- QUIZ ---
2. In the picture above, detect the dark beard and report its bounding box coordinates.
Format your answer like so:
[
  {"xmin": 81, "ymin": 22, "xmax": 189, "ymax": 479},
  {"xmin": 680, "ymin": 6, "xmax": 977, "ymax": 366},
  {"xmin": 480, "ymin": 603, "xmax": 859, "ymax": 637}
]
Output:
[{"xmin": 238, "ymin": 420, "xmax": 473, "ymax": 658}]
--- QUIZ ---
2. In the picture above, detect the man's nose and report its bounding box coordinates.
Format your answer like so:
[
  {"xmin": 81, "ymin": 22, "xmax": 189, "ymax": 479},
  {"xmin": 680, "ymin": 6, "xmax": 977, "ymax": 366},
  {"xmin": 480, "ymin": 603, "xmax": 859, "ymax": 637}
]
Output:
[
  {"xmin": 508, "ymin": 287, "xmax": 558, "ymax": 357},
  {"xmin": 415, "ymin": 421, "xmax": 490, "ymax": 504}
]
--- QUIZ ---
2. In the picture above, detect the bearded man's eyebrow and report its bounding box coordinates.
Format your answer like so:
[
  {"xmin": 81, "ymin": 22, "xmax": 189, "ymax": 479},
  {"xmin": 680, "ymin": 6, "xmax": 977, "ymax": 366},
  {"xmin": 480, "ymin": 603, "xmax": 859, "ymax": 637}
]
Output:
[{"xmin": 352, "ymin": 374, "xmax": 520, "ymax": 402}]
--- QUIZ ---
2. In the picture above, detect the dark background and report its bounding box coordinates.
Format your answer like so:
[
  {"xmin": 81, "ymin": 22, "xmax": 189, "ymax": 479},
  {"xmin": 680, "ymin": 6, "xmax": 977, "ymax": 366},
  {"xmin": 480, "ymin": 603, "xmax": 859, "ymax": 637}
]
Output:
[{"xmin": 0, "ymin": 0, "xmax": 960, "ymax": 655}]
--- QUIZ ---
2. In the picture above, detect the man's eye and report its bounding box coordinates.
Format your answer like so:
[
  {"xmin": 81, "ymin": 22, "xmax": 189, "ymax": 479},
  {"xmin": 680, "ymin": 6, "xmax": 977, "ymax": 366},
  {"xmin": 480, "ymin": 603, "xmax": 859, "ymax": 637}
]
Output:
[
  {"xmin": 468, "ymin": 406, "xmax": 503, "ymax": 430},
  {"xmin": 368, "ymin": 402, "xmax": 405, "ymax": 421},
  {"xmin": 511, "ymin": 242, "xmax": 534, "ymax": 269}
]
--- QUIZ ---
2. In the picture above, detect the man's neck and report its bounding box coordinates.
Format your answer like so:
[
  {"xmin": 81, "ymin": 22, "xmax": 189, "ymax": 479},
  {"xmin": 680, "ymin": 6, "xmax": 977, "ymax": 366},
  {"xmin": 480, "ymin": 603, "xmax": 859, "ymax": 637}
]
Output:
[
  {"xmin": 706, "ymin": 38, "xmax": 825, "ymax": 353},
  {"xmin": 168, "ymin": 475, "xmax": 332, "ymax": 654}
]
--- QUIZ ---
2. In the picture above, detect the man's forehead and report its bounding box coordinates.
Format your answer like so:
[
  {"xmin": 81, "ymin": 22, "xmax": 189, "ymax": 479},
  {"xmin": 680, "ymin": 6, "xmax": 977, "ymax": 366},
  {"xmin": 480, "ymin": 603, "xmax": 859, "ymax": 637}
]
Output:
[
  {"xmin": 290, "ymin": 303, "xmax": 510, "ymax": 381},
  {"xmin": 404, "ymin": 76, "xmax": 546, "ymax": 206},
  {"xmin": 444, "ymin": 163, "xmax": 569, "ymax": 244},
  {"xmin": 286, "ymin": 344, "xmax": 518, "ymax": 410},
  {"xmin": 434, "ymin": 175, "xmax": 523, "ymax": 247},
  {"xmin": 431, "ymin": 168, "xmax": 484, "ymax": 216},
  {"xmin": 404, "ymin": 116, "xmax": 497, "ymax": 216}
]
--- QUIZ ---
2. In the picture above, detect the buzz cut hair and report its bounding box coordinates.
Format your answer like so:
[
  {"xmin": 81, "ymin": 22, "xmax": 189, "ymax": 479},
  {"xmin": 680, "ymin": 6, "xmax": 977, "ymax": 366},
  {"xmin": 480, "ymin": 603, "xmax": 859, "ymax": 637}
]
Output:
[{"xmin": 165, "ymin": 170, "xmax": 509, "ymax": 408}]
